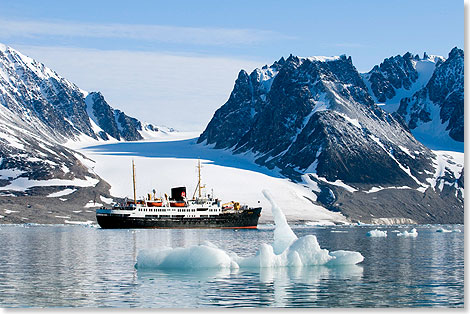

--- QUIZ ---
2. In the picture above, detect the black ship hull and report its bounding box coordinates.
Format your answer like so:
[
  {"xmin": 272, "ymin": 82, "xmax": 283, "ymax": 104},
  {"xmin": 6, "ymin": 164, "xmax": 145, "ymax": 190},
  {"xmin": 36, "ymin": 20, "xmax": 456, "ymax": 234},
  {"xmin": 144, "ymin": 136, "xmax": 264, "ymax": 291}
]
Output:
[{"xmin": 96, "ymin": 207, "xmax": 262, "ymax": 229}]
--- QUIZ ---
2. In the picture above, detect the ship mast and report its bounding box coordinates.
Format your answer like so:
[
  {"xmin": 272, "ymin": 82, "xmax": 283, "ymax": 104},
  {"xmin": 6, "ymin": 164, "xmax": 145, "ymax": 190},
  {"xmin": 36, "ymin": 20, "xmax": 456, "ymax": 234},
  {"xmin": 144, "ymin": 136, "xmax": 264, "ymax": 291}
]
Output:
[
  {"xmin": 197, "ymin": 159, "xmax": 202, "ymax": 198},
  {"xmin": 132, "ymin": 160, "xmax": 137, "ymax": 204},
  {"xmin": 192, "ymin": 159, "xmax": 205, "ymax": 200}
]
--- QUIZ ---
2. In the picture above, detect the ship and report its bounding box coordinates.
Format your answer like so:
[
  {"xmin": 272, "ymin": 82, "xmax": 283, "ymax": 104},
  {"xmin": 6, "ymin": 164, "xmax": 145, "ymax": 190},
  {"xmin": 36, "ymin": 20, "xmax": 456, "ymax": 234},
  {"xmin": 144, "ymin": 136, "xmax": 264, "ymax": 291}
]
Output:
[{"xmin": 96, "ymin": 160, "xmax": 262, "ymax": 229}]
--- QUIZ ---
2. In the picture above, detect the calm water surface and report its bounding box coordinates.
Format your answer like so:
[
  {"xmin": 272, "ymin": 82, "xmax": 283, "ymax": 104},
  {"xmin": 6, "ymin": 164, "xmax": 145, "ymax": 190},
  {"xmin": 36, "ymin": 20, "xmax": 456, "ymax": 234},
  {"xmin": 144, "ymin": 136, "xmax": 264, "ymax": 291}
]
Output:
[{"xmin": 0, "ymin": 224, "xmax": 463, "ymax": 308}]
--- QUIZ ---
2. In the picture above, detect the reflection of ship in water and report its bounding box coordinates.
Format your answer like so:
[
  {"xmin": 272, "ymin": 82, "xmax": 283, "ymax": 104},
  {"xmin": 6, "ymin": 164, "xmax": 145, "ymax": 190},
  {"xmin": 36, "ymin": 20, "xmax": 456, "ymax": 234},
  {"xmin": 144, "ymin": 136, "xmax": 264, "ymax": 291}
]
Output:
[{"xmin": 96, "ymin": 160, "xmax": 262, "ymax": 229}]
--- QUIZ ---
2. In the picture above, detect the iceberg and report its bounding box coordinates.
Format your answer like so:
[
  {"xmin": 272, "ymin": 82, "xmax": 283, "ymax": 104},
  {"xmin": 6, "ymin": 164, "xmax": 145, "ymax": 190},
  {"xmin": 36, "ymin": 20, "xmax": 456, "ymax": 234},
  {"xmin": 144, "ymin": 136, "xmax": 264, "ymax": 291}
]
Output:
[
  {"xmin": 366, "ymin": 229, "xmax": 387, "ymax": 237},
  {"xmin": 397, "ymin": 228, "xmax": 418, "ymax": 237},
  {"xmin": 135, "ymin": 189, "xmax": 363, "ymax": 270}
]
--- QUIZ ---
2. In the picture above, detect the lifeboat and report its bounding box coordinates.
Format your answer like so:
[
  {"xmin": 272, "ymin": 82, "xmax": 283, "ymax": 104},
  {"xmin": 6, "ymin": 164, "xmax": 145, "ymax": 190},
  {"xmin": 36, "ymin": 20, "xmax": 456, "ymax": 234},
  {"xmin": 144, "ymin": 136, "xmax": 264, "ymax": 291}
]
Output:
[
  {"xmin": 170, "ymin": 202, "xmax": 186, "ymax": 207},
  {"xmin": 147, "ymin": 201, "xmax": 163, "ymax": 207}
]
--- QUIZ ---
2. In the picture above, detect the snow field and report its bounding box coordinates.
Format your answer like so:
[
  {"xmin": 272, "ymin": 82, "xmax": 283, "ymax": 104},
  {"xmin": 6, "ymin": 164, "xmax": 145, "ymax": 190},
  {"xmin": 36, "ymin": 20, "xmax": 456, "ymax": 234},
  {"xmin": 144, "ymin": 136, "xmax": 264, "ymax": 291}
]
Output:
[{"xmin": 79, "ymin": 137, "xmax": 349, "ymax": 224}]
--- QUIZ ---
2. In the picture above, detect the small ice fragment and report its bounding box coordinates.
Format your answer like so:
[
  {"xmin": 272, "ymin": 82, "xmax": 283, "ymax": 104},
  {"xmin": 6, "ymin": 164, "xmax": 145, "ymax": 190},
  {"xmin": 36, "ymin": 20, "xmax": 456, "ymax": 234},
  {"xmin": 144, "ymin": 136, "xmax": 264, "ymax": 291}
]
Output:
[
  {"xmin": 397, "ymin": 228, "xmax": 418, "ymax": 237},
  {"xmin": 366, "ymin": 229, "xmax": 387, "ymax": 237},
  {"xmin": 327, "ymin": 250, "xmax": 364, "ymax": 266}
]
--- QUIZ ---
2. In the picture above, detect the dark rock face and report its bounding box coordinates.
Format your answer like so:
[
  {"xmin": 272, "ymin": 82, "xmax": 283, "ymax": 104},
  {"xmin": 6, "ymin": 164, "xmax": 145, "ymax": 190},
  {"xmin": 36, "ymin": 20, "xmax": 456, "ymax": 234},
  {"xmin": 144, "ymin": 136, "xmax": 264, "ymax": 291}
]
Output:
[
  {"xmin": 0, "ymin": 100, "xmax": 100, "ymax": 195},
  {"xmin": 0, "ymin": 46, "xmax": 96, "ymax": 142},
  {"xmin": 201, "ymin": 59, "xmax": 284, "ymax": 149},
  {"xmin": 114, "ymin": 109, "xmax": 144, "ymax": 141},
  {"xmin": 398, "ymin": 48, "xmax": 464, "ymax": 142},
  {"xmin": 199, "ymin": 53, "xmax": 464, "ymax": 223},
  {"xmin": 200, "ymin": 55, "xmax": 433, "ymax": 186},
  {"xmin": 365, "ymin": 52, "xmax": 419, "ymax": 102},
  {"xmin": 85, "ymin": 92, "xmax": 144, "ymax": 141}
]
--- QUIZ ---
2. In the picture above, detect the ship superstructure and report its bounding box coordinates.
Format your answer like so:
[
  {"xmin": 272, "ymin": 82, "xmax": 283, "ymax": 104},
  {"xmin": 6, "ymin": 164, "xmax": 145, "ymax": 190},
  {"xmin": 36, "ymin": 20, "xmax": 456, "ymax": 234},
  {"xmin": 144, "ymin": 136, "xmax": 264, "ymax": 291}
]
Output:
[{"xmin": 96, "ymin": 160, "xmax": 262, "ymax": 229}]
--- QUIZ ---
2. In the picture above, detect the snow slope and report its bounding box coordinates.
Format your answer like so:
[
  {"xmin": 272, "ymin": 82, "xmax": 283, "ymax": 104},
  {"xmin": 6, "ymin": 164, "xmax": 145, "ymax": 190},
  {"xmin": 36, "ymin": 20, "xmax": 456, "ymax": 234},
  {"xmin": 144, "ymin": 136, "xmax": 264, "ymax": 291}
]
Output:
[{"xmin": 79, "ymin": 134, "xmax": 349, "ymax": 224}]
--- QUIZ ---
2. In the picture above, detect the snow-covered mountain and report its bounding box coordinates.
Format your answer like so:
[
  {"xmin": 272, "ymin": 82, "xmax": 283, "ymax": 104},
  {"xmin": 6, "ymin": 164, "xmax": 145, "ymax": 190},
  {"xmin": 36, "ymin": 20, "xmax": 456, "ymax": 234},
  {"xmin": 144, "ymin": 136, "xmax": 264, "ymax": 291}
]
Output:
[
  {"xmin": 362, "ymin": 52, "xmax": 444, "ymax": 109},
  {"xmin": 199, "ymin": 53, "xmax": 464, "ymax": 224},
  {"xmin": 362, "ymin": 48, "xmax": 463, "ymax": 151},
  {"xmin": 84, "ymin": 91, "xmax": 164, "ymax": 141},
  {"xmin": 0, "ymin": 43, "xmax": 168, "ymax": 207},
  {"xmin": 0, "ymin": 44, "xmax": 162, "ymax": 143},
  {"xmin": 397, "ymin": 48, "xmax": 464, "ymax": 151}
]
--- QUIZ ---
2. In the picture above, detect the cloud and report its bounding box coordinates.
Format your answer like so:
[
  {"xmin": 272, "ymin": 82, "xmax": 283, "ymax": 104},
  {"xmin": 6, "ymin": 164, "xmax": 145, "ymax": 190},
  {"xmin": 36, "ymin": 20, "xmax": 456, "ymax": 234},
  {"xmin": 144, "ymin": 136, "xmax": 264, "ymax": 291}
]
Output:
[
  {"xmin": 14, "ymin": 45, "xmax": 266, "ymax": 131},
  {"xmin": 0, "ymin": 19, "xmax": 288, "ymax": 47}
]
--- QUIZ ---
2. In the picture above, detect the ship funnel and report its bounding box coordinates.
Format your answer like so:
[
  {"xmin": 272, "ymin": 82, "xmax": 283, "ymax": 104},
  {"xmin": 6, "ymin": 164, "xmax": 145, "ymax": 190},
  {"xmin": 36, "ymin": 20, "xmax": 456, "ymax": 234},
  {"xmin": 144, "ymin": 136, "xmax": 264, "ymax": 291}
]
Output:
[{"xmin": 171, "ymin": 187, "xmax": 186, "ymax": 201}]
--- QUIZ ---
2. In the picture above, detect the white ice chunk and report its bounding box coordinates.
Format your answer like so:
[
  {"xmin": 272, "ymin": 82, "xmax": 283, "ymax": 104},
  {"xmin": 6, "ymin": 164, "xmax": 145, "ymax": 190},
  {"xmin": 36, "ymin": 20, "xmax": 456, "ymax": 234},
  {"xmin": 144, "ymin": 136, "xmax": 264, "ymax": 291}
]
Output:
[
  {"xmin": 366, "ymin": 229, "xmax": 387, "ymax": 237},
  {"xmin": 136, "ymin": 241, "xmax": 235, "ymax": 269},
  {"xmin": 135, "ymin": 190, "xmax": 364, "ymax": 270},
  {"xmin": 396, "ymin": 228, "xmax": 418, "ymax": 237},
  {"xmin": 263, "ymin": 189, "xmax": 297, "ymax": 254},
  {"xmin": 436, "ymin": 227, "xmax": 452, "ymax": 233}
]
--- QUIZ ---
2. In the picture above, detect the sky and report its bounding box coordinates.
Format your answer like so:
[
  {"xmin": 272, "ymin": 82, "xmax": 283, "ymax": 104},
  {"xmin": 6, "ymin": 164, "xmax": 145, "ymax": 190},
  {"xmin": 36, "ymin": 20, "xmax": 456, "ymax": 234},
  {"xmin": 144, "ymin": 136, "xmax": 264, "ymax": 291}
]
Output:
[{"xmin": 0, "ymin": 0, "xmax": 464, "ymax": 131}]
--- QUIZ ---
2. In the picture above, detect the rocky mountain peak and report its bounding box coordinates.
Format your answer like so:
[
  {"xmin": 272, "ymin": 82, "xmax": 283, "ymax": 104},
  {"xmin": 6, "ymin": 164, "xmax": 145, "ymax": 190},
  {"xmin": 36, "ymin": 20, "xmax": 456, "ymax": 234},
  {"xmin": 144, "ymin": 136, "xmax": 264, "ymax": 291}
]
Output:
[
  {"xmin": 199, "ymin": 54, "xmax": 433, "ymax": 185},
  {"xmin": 198, "ymin": 51, "xmax": 463, "ymax": 223},
  {"xmin": 397, "ymin": 47, "xmax": 464, "ymax": 149}
]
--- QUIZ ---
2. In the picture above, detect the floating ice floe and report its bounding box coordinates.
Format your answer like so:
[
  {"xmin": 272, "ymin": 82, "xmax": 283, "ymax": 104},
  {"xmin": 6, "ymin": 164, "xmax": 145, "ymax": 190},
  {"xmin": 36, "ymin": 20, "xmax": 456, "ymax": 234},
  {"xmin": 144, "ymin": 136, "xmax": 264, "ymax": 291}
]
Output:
[
  {"xmin": 135, "ymin": 190, "xmax": 364, "ymax": 270},
  {"xmin": 396, "ymin": 228, "xmax": 418, "ymax": 237},
  {"xmin": 436, "ymin": 227, "xmax": 452, "ymax": 233},
  {"xmin": 366, "ymin": 229, "xmax": 387, "ymax": 237},
  {"xmin": 436, "ymin": 227, "xmax": 461, "ymax": 233}
]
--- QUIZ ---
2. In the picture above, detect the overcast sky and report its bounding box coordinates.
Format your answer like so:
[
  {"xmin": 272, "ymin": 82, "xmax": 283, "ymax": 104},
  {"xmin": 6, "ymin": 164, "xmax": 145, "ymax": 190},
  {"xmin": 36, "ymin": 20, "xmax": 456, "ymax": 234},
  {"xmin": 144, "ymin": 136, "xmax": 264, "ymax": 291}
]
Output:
[{"xmin": 0, "ymin": 0, "xmax": 463, "ymax": 131}]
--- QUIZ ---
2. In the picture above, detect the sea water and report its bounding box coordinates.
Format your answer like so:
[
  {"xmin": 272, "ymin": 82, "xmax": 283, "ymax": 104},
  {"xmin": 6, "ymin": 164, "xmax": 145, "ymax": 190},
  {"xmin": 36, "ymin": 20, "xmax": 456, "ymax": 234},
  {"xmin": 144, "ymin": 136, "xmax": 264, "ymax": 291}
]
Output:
[{"xmin": 0, "ymin": 223, "xmax": 463, "ymax": 308}]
